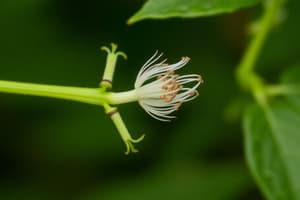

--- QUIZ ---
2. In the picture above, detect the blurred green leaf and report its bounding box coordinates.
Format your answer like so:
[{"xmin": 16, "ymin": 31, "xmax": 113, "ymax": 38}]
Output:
[
  {"xmin": 128, "ymin": 0, "xmax": 260, "ymax": 24},
  {"xmin": 243, "ymin": 64, "xmax": 300, "ymax": 200},
  {"xmin": 244, "ymin": 99, "xmax": 300, "ymax": 199},
  {"xmin": 280, "ymin": 65, "xmax": 300, "ymax": 106}
]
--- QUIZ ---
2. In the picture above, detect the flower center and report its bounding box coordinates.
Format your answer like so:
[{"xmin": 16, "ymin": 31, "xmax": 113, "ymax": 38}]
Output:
[{"xmin": 158, "ymin": 70, "xmax": 180, "ymax": 103}]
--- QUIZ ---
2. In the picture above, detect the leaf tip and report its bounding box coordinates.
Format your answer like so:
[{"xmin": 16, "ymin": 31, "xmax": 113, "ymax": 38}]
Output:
[{"xmin": 127, "ymin": 16, "xmax": 138, "ymax": 25}]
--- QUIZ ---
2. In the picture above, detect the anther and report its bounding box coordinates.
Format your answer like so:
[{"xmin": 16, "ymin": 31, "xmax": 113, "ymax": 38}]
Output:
[
  {"xmin": 164, "ymin": 97, "xmax": 173, "ymax": 103},
  {"xmin": 162, "ymin": 85, "xmax": 168, "ymax": 90},
  {"xmin": 198, "ymin": 75, "xmax": 204, "ymax": 83},
  {"xmin": 182, "ymin": 56, "xmax": 191, "ymax": 62},
  {"xmin": 167, "ymin": 70, "xmax": 174, "ymax": 74},
  {"xmin": 175, "ymin": 102, "xmax": 183, "ymax": 111},
  {"xmin": 189, "ymin": 91, "xmax": 199, "ymax": 97}
]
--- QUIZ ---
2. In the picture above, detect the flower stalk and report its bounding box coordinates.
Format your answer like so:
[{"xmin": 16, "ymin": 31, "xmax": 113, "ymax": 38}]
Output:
[
  {"xmin": 0, "ymin": 44, "xmax": 202, "ymax": 154},
  {"xmin": 0, "ymin": 80, "xmax": 109, "ymax": 105}
]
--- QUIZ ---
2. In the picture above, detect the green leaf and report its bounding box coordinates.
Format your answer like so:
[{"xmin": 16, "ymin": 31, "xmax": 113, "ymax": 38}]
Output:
[
  {"xmin": 244, "ymin": 100, "xmax": 300, "ymax": 199},
  {"xmin": 244, "ymin": 65, "xmax": 300, "ymax": 199},
  {"xmin": 280, "ymin": 65, "xmax": 300, "ymax": 106},
  {"xmin": 128, "ymin": 0, "xmax": 260, "ymax": 24}
]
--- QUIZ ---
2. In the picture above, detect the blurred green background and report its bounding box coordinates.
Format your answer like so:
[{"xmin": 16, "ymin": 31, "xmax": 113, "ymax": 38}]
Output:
[{"xmin": 0, "ymin": 0, "xmax": 299, "ymax": 199}]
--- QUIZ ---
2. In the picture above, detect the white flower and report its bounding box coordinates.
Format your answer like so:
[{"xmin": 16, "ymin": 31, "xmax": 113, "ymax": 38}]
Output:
[
  {"xmin": 134, "ymin": 51, "xmax": 203, "ymax": 121},
  {"xmin": 109, "ymin": 51, "xmax": 203, "ymax": 121}
]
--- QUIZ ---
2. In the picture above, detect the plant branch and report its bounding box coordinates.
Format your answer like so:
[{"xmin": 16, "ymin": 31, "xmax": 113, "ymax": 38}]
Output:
[
  {"xmin": 0, "ymin": 80, "xmax": 108, "ymax": 106},
  {"xmin": 266, "ymin": 84, "xmax": 300, "ymax": 96},
  {"xmin": 236, "ymin": 0, "xmax": 284, "ymax": 93}
]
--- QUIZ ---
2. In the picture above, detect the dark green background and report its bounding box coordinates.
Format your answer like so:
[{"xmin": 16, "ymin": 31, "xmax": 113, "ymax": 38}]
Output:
[{"xmin": 0, "ymin": 0, "xmax": 299, "ymax": 199}]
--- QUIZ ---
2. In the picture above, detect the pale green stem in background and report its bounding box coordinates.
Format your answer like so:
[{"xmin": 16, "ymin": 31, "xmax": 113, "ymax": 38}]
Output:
[
  {"xmin": 266, "ymin": 84, "xmax": 300, "ymax": 96},
  {"xmin": 0, "ymin": 80, "xmax": 109, "ymax": 105},
  {"xmin": 100, "ymin": 43, "xmax": 127, "ymax": 90},
  {"xmin": 236, "ymin": 0, "xmax": 285, "ymax": 106}
]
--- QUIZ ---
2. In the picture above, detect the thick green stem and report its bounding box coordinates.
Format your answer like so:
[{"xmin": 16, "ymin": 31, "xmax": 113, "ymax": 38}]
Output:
[
  {"xmin": 236, "ymin": 0, "xmax": 284, "ymax": 97},
  {"xmin": 0, "ymin": 80, "xmax": 109, "ymax": 106}
]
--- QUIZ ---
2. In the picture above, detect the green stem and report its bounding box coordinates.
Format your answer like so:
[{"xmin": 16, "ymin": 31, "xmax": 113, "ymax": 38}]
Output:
[
  {"xmin": 0, "ymin": 80, "xmax": 109, "ymax": 106},
  {"xmin": 0, "ymin": 44, "xmax": 142, "ymax": 154},
  {"xmin": 103, "ymin": 103, "xmax": 144, "ymax": 154},
  {"xmin": 236, "ymin": 0, "xmax": 284, "ymax": 92},
  {"xmin": 266, "ymin": 84, "xmax": 300, "ymax": 96},
  {"xmin": 100, "ymin": 43, "xmax": 127, "ymax": 89}
]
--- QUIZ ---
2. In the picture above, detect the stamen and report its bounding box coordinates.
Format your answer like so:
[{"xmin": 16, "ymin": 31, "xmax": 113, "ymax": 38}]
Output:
[
  {"xmin": 182, "ymin": 56, "xmax": 191, "ymax": 62},
  {"xmin": 189, "ymin": 91, "xmax": 199, "ymax": 97},
  {"xmin": 165, "ymin": 97, "xmax": 172, "ymax": 103},
  {"xmin": 175, "ymin": 102, "xmax": 183, "ymax": 111},
  {"xmin": 167, "ymin": 70, "xmax": 174, "ymax": 74},
  {"xmin": 162, "ymin": 85, "xmax": 168, "ymax": 90},
  {"xmin": 134, "ymin": 51, "xmax": 201, "ymax": 121},
  {"xmin": 198, "ymin": 75, "xmax": 204, "ymax": 83}
]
